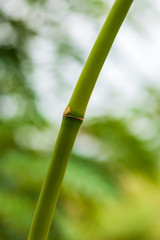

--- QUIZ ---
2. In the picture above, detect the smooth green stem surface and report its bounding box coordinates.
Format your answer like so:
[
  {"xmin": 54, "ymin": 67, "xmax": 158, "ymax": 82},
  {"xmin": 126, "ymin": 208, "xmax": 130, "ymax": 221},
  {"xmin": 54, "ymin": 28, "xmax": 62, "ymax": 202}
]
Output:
[
  {"xmin": 69, "ymin": 0, "xmax": 133, "ymax": 118},
  {"xmin": 28, "ymin": 118, "xmax": 82, "ymax": 240},
  {"xmin": 27, "ymin": 0, "xmax": 134, "ymax": 239}
]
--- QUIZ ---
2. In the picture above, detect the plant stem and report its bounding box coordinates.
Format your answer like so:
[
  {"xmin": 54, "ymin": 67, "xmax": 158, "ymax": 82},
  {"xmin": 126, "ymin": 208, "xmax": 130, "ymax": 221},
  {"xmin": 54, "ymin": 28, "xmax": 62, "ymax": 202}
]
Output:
[
  {"xmin": 28, "ymin": 117, "xmax": 82, "ymax": 240},
  {"xmin": 27, "ymin": 0, "xmax": 134, "ymax": 239},
  {"xmin": 69, "ymin": 0, "xmax": 134, "ymax": 118}
]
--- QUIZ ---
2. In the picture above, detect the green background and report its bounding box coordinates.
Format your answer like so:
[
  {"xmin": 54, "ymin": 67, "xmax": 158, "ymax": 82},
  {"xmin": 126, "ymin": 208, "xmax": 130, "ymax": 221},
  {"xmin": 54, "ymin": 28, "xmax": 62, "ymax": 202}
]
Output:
[{"xmin": 1, "ymin": 0, "xmax": 160, "ymax": 239}]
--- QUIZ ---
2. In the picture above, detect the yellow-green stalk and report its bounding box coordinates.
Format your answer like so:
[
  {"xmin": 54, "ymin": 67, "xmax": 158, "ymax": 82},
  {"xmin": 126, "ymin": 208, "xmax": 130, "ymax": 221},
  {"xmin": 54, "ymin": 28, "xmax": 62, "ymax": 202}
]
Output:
[{"xmin": 27, "ymin": 0, "xmax": 134, "ymax": 239}]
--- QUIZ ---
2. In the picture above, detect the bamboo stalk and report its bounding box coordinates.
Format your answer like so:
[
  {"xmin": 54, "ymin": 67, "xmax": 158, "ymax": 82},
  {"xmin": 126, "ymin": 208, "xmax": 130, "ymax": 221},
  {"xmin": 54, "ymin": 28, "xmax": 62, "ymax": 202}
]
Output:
[{"xmin": 27, "ymin": 0, "xmax": 134, "ymax": 239}]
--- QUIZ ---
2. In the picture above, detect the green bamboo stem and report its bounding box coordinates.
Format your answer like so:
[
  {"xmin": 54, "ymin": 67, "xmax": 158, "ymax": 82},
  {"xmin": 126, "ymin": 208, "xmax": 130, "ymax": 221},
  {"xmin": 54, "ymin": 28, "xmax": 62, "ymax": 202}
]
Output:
[
  {"xmin": 27, "ymin": 0, "xmax": 134, "ymax": 239},
  {"xmin": 69, "ymin": 0, "xmax": 134, "ymax": 118}
]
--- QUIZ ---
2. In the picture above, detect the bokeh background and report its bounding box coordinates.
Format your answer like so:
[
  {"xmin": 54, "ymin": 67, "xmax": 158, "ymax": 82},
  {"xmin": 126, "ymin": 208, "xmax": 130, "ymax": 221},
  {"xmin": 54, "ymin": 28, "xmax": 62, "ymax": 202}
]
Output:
[{"xmin": 1, "ymin": 0, "xmax": 160, "ymax": 239}]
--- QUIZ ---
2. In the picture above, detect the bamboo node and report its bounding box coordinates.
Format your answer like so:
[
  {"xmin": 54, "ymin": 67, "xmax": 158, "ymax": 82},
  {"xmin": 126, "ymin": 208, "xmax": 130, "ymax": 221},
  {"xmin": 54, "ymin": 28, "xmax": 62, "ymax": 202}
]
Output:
[{"xmin": 63, "ymin": 105, "xmax": 83, "ymax": 122}]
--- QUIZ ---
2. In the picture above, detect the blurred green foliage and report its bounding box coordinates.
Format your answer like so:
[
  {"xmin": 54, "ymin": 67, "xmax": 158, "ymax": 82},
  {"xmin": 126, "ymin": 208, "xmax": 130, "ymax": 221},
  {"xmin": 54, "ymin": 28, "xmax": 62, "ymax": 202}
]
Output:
[{"xmin": 1, "ymin": 1, "xmax": 160, "ymax": 240}]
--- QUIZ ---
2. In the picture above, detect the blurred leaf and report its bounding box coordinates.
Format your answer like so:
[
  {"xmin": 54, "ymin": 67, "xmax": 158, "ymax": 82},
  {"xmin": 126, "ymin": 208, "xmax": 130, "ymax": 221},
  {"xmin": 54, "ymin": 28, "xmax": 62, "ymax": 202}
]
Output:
[{"xmin": 84, "ymin": 117, "xmax": 158, "ymax": 180}]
